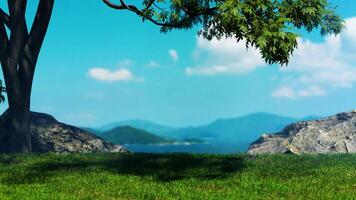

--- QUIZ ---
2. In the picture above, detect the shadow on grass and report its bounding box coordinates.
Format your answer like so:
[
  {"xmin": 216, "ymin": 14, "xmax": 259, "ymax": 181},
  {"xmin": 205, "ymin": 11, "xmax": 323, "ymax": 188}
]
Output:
[
  {"xmin": 1, "ymin": 153, "xmax": 246, "ymax": 184},
  {"xmin": 0, "ymin": 155, "xmax": 22, "ymax": 165}
]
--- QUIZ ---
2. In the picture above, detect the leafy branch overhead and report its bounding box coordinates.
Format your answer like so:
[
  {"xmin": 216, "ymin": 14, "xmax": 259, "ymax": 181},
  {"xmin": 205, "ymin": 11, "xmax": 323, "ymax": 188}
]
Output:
[{"xmin": 103, "ymin": 0, "xmax": 344, "ymax": 65}]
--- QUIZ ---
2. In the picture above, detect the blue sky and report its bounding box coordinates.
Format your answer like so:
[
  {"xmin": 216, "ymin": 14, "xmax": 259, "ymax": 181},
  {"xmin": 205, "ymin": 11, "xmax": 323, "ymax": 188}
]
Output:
[{"xmin": 1, "ymin": 1, "xmax": 356, "ymax": 127}]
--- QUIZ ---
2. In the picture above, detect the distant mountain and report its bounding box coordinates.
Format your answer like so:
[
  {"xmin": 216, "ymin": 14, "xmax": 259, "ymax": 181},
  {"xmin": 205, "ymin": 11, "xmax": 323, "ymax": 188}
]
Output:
[
  {"xmin": 203, "ymin": 112, "xmax": 298, "ymax": 142},
  {"xmin": 94, "ymin": 112, "xmax": 303, "ymax": 146},
  {"xmin": 99, "ymin": 126, "xmax": 175, "ymax": 145},
  {"xmin": 81, "ymin": 127, "xmax": 101, "ymax": 135},
  {"xmin": 97, "ymin": 119, "xmax": 180, "ymax": 134},
  {"xmin": 159, "ymin": 112, "xmax": 298, "ymax": 143}
]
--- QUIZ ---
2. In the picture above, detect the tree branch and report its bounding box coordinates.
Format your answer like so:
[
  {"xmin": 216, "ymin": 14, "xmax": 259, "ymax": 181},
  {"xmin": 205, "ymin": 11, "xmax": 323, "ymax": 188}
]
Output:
[
  {"xmin": 2, "ymin": 0, "xmax": 28, "ymax": 100},
  {"xmin": 103, "ymin": 0, "xmax": 217, "ymax": 28},
  {"xmin": 24, "ymin": 0, "xmax": 54, "ymax": 64},
  {"xmin": 20, "ymin": 0, "xmax": 54, "ymax": 92},
  {"xmin": 0, "ymin": 8, "xmax": 11, "ymax": 29},
  {"xmin": 146, "ymin": 0, "xmax": 156, "ymax": 9},
  {"xmin": 0, "ymin": 20, "xmax": 9, "ymax": 65},
  {"xmin": 0, "ymin": 22, "xmax": 10, "ymax": 95},
  {"xmin": 103, "ymin": 0, "xmax": 126, "ymax": 9},
  {"xmin": 7, "ymin": 0, "xmax": 28, "ymax": 73}
]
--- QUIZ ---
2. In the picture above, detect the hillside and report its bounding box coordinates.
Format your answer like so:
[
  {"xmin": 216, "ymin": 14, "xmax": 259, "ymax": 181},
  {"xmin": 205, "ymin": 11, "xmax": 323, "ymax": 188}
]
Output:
[
  {"xmin": 0, "ymin": 111, "xmax": 127, "ymax": 153},
  {"xmin": 97, "ymin": 119, "xmax": 180, "ymax": 133},
  {"xmin": 99, "ymin": 126, "xmax": 174, "ymax": 145}
]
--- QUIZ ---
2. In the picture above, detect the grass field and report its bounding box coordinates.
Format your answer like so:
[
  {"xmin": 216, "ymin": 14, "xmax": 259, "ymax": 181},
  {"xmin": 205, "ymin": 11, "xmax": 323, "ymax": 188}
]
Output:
[{"xmin": 0, "ymin": 153, "xmax": 355, "ymax": 200}]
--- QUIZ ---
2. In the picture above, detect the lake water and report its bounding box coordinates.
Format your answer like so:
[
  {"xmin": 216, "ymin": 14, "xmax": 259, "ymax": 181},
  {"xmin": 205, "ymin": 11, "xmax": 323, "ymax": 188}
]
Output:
[{"xmin": 123, "ymin": 143, "xmax": 250, "ymax": 154}]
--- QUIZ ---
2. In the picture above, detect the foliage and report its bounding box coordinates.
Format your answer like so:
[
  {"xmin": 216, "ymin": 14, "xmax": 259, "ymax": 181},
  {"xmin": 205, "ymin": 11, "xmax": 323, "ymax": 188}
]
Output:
[
  {"xmin": 0, "ymin": 153, "xmax": 355, "ymax": 199},
  {"xmin": 104, "ymin": 0, "xmax": 344, "ymax": 65}
]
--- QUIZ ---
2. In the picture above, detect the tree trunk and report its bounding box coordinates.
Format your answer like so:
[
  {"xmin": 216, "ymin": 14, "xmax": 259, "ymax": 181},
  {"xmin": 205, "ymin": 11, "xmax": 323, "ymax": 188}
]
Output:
[
  {"xmin": 0, "ymin": 0, "xmax": 54, "ymax": 153},
  {"xmin": 0, "ymin": 108, "xmax": 31, "ymax": 153},
  {"xmin": 0, "ymin": 78, "xmax": 32, "ymax": 153}
]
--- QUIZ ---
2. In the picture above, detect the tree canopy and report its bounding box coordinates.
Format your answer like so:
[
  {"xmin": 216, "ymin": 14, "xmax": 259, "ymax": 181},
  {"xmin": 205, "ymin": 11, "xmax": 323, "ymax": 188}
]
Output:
[{"xmin": 103, "ymin": 0, "xmax": 344, "ymax": 65}]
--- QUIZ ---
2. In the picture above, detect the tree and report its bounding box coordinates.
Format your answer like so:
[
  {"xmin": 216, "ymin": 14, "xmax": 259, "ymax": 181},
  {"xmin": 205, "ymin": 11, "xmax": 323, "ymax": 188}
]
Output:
[
  {"xmin": 0, "ymin": 80, "xmax": 5, "ymax": 103},
  {"xmin": 103, "ymin": 0, "xmax": 344, "ymax": 65},
  {"xmin": 0, "ymin": 0, "xmax": 344, "ymax": 153},
  {"xmin": 0, "ymin": 1, "xmax": 54, "ymax": 153}
]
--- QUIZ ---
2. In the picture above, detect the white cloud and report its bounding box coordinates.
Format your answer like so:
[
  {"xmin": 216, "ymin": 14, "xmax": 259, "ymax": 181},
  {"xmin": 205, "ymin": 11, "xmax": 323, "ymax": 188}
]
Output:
[
  {"xmin": 186, "ymin": 36, "xmax": 265, "ymax": 76},
  {"xmin": 344, "ymin": 18, "xmax": 356, "ymax": 48},
  {"xmin": 89, "ymin": 68, "xmax": 132, "ymax": 82},
  {"xmin": 117, "ymin": 59, "xmax": 132, "ymax": 68},
  {"xmin": 272, "ymin": 17, "xmax": 356, "ymax": 98},
  {"xmin": 271, "ymin": 86, "xmax": 296, "ymax": 99},
  {"xmin": 88, "ymin": 59, "xmax": 144, "ymax": 83},
  {"xmin": 88, "ymin": 68, "xmax": 143, "ymax": 82},
  {"xmin": 169, "ymin": 49, "xmax": 179, "ymax": 62},
  {"xmin": 185, "ymin": 18, "xmax": 356, "ymax": 98},
  {"xmin": 285, "ymin": 35, "xmax": 356, "ymax": 88},
  {"xmin": 145, "ymin": 60, "xmax": 160, "ymax": 68},
  {"xmin": 186, "ymin": 65, "xmax": 227, "ymax": 76},
  {"xmin": 272, "ymin": 85, "xmax": 326, "ymax": 99},
  {"xmin": 298, "ymin": 85, "xmax": 326, "ymax": 97}
]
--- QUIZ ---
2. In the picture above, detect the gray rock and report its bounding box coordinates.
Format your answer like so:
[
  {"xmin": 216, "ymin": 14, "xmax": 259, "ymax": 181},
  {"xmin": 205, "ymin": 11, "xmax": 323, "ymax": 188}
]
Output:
[
  {"xmin": 248, "ymin": 110, "xmax": 356, "ymax": 154},
  {"xmin": 30, "ymin": 112, "xmax": 128, "ymax": 153}
]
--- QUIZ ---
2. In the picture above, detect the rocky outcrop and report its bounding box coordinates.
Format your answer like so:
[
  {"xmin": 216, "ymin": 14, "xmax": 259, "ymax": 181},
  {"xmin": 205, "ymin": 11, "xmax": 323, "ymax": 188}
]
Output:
[
  {"xmin": 248, "ymin": 110, "xmax": 356, "ymax": 154},
  {"xmin": 29, "ymin": 112, "xmax": 128, "ymax": 153}
]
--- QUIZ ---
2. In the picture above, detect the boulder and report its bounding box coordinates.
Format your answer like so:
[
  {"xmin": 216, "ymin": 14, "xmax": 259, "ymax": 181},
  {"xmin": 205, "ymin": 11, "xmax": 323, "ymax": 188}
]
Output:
[
  {"xmin": 29, "ymin": 112, "xmax": 128, "ymax": 153},
  {"xmin": 248, "ymin": 110, "xmax": 356, "ymax": 154}
]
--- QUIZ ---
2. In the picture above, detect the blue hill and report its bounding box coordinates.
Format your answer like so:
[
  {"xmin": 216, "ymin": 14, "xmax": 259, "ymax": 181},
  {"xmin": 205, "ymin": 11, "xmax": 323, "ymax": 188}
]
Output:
[{"xmin": 93, "ymin": 112, "xmax": 314, "ymax": 146}]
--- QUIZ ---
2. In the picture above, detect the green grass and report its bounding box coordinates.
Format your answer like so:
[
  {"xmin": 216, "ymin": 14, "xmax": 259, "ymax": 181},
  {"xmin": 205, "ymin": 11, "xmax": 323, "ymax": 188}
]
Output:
[{"xmin": 0, "ymin": 153, "xmax": 355, "ymax": 200}]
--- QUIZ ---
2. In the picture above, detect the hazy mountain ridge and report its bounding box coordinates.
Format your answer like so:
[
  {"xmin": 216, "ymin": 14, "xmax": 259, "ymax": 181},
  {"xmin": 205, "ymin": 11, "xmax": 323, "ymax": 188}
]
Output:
[
  {"xmin": 97, "ymin": 119, "xmax": 181, "ymax": 134},
  {"xmin": 98, "ymin": 125, "xmax": 175, "ymax": 145},
  {"xmin": 92, "ymin": 112, "xmax": 319, "ymax": 146}
]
